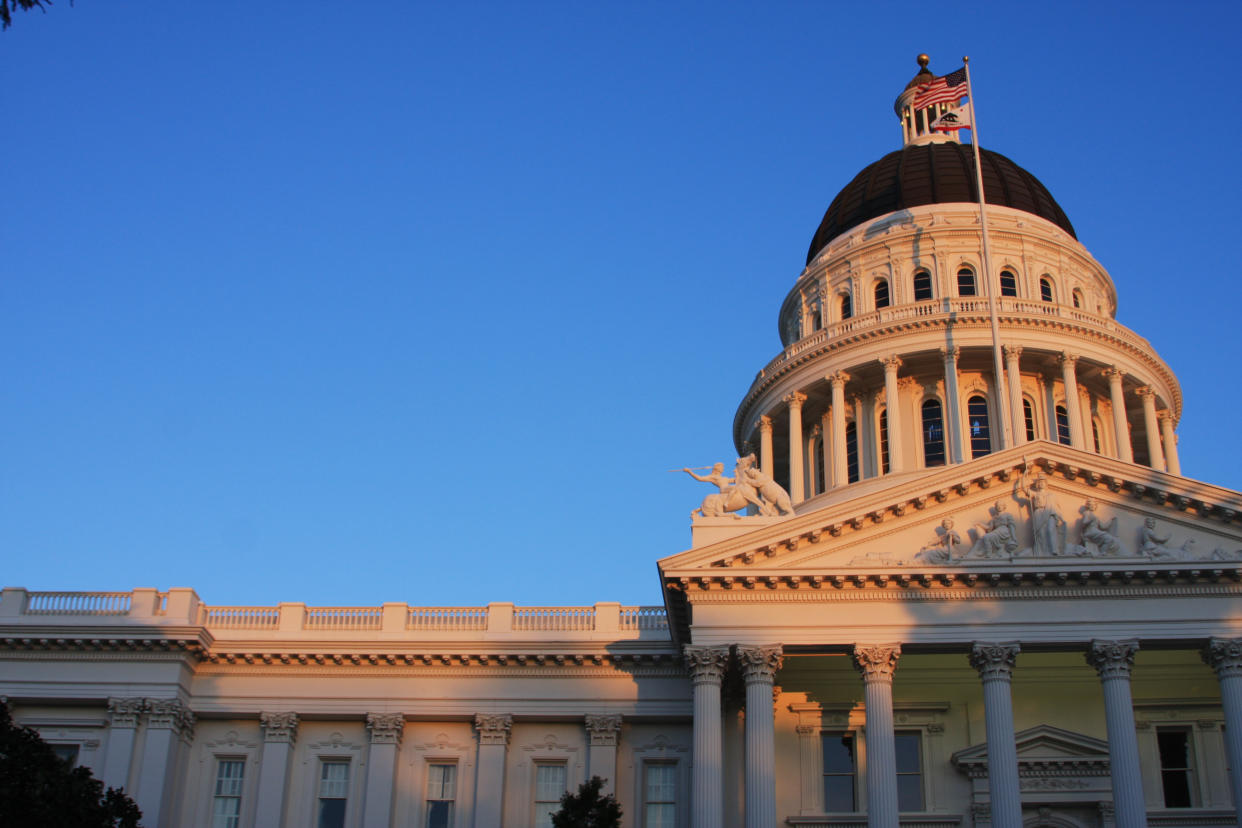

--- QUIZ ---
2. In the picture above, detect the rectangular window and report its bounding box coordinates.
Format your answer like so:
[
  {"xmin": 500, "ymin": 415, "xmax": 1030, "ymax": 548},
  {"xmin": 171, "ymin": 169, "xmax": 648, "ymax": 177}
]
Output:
[
  {"xmin": 212, "ymin": 759, "xmax": 245, "ymax": 828},
  {"xmin": 895, "ymin": 731, "xmax": 923, "ymax": 811},
  {"xmin": 1022, "ymin": 398, "xmax": 1037, "ymax": 442},
  {"xmin": 1157, "ymin": 727, "xmax": 1195, "ymax": 807},
  {"xmin": 317, "ymin": 760, "xmax": 350, "ymax": 828},
  {"xmin": 534, "ymin": 763, "xmax": 567, "ymax": 828},
  {"xmin": 643, "ymin": 762, "xmax": 676, "ymax": 828},
  {"xmin": 50, "ymin": 744, "xmax": 80, "ymax": 767},
  {"xmin": 822, "ymin": 732, "xmax": 856, "ymax": 811},
  {"xmin": 426, "ymin": 763, "xmax": 457, "ymax": 828}
]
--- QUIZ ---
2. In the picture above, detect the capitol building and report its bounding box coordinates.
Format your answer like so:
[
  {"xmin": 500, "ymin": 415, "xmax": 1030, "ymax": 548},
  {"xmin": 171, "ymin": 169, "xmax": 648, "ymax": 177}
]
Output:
[{"xmin": 3, "ymin": 59, "xmax": 1242, "ymax": 828}]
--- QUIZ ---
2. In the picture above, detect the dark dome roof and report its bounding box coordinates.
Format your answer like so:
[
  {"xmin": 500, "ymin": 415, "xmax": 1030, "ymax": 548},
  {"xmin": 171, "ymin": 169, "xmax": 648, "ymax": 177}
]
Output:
[{"xmin": 806, "ymin": 142, "xmax": 1076, "ymax": 265}]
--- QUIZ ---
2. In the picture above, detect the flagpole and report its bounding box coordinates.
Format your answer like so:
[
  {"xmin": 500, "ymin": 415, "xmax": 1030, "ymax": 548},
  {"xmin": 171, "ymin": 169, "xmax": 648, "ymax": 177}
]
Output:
[{"xmin": 962, "ymin": 56, "xmax": 1014, "ymax": 450}]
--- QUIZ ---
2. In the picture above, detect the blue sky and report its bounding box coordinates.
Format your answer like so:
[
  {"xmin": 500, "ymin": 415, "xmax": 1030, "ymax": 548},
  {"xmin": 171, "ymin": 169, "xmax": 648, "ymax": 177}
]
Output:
[{"xmin": 4, "ymin": 2, "xmax": 1240, "ymax": 607}]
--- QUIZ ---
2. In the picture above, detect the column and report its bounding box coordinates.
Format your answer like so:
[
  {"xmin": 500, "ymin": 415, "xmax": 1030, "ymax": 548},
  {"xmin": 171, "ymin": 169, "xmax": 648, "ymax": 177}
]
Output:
[
  {"xmin": 807, "ymin": 425, "xmax": 821, "ymax": 497},
  {"xmin": 1158, "ymin": 412, "xmax": 1180, "ymax": 475},
  {"xmin": 1003, "ymin": 346, "xmax": 1024, "ymax": 445},
  {"xmin": 820, "ymin": 411, "xmax": 832, "ymax": 493},
  {"xmin": 255, "ymin": 712, "xmax": 298, "ymax": 828},
  {"xmin": 737, "ymin": 645, "xmax": 783, "ymax": 828},
  {"xmin": 758, "ymin": 416, "xmax": 774, "ymax": 479},
  {"xmin": 829, "ymin": 372, "xmax": 850, "ymax": 486},
  {"xmin": 1137, "ymin": 388, "xmax": 1165, "ymax": 471},
  {"xmin": 853, "ymin": 645, "xmax": 901, "ymax": 828},
  {"xmin": 881, "ymin": 356, "xmax": 905, "ymax": 471},
  {"xmin": 1203, "ymin": 638, "xmax": 1242, "ymax": 815},
  {"xmin": 970, "ymin": 644, "xmax": 1022, "ymax": 828},
  {"xmin": 135, "ymin": 699, "xmax": 194, "ymax": 828},
  {"xmin": 363, "ymin": 713, "xmax": 404, "ymax": 828},
  {"xmin": 1058, "ymin": 353, "xmax": 1085, "ymax": 449},
  {"xmin": 1086, "ymin": 641, "xmax": 1147, "ymax": 828},
  {"xmin": 684, "ymin": 645, "xmax": 729, "ymax": 828},
  {"xmin": 785, "ymin": 392, "xmax": 807, "ymax": 503},
  {"xmin": 473, "ymin": 714, "xmax": 512, "ymax": 828},
  {"xmin": 102, "ymin": 697, "xmax": 144, "ymax": 792},
  {"xmin": 1103, "ymin": 367, "xmax": 1133, "ymax": 462},
  {"xmin": 941, "ymin": 348, "xmax": 964, "ymax": 464},
  {"xmin": 585, "ymin": 714, "xmax": 622, "ymax": 795}
]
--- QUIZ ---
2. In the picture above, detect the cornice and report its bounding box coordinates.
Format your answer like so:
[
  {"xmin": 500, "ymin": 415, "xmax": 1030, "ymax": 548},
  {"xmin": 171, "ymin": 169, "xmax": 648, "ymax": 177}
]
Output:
[
  {"xmin": 675, "ymin": 580, "xmax": 1242, "ymax": 603},
  {"xmin": 0, "ymin": 636, "xmax": 207, "ymax": 660}
]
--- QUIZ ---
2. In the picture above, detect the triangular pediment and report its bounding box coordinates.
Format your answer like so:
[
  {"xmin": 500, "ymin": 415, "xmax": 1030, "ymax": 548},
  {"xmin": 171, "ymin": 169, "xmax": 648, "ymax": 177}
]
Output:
[
  {"xmin": 953, "ymin": 724, "xmax": 1109, "ymax": 767},
  {"xmin": 660, "ymin": 441, "xmax": 1242, "ymax": 582}
]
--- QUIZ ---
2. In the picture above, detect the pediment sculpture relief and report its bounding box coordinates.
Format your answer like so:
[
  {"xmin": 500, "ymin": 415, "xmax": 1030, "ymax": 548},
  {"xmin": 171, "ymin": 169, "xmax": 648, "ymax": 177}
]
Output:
[{"xmin": 684, "ymin": 454, "xmax": 794, "ymax": 518}]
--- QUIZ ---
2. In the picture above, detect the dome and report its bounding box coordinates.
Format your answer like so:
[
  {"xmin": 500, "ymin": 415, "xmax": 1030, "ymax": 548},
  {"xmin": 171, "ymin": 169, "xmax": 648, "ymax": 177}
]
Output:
[{"xmin": 805, "ymin": 142, "xmax": 1076, "ymax": 265}]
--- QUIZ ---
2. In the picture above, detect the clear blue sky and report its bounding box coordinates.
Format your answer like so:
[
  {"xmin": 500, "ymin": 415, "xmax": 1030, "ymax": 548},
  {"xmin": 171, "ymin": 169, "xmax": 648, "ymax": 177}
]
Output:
[{"xmin": 4, "ymin": 2, "xmax": 1239, "ymax": 607}]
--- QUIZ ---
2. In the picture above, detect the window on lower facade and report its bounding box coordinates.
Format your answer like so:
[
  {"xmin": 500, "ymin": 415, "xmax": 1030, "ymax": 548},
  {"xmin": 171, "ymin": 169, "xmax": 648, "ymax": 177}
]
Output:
[
  {"xmin": 879, "ymin": 409, "xmax": 890, "ymax": 474},
  {"xmin": 957, "ymin": 267, "xmax": 977, "ymax": 296},
  {"xmin": 895, "ymin": 731, "xmax": 923, "ymax": 811},
  {"xmin": 212, "ymin": 759, "xmax": 245, "ymax": 828},
  {"xmin": 534, "ymin": 763, "xmax": 567, "ymax": 828},
  {"xmin": 921, "ymin": 399, "xmax": 945, "ymax": 467},
  {"xmin": 317, "ymin": 760, "xmax": 350, "ymax": 828},
  {"xmin": 426, "ymin": 763, "xmax": 457, "ymax": 828},
  {"xmin": 1157, "ymin": 727, "xmax": 1195, "ymax": 807},
  {"xmin": 845, "ymin": 421, "xmax": 859, "ymax": 483},
  {"xmin": 50, "ymin": 744, "xmax": 80, "ymax": 767},
  {"xmin": 913, "ymin": 270, "xmax": 933, "ymax": 301},
  {"xmin": 1000, "ymin": 269, "xmax": 1017, "ymax": 297},
  {"xmin": 874, "ymin": 279, "xmax": 890, "ymax": 309},
  {"xmin": 643, "ymin": 762, "xmax": 677, "ymax": 828},
  {"xmin": 968, "ymin": 395, "xmax": 991, "ymax": 459},
  {"xmin": 1055, "ymin": 405, "xmax": 1071, "ymax": 445},
  {"xmin": 1022, "ymin": 398, "xmax": 1037, "ymax": 441},
  {"xmin": 822, "ymin": 732, "xmax": 856, "ymax": 811}
]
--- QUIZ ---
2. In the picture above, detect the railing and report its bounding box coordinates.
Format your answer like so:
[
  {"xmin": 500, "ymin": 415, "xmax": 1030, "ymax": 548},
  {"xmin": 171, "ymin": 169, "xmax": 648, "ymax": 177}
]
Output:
[
  {"xmin": 619, "ymin": 606, "xmax": 668, "ymax": 631},
  {"xmin": 25, "ymin": 591, "xmax": 132, "ymax": 615},
  {"xmin": 202, "ymin": 606, "xmax": 279, "ymax": 629},
  {"xmin": 513, "ymin": 606, "xmax": 595, "ymax": 631},
  {"xmin": 408, "ymin": 607, "xmax": 488, "ymax": 631},
  {"xmin": 304, "ymin": 607, "xmax": 383, "ymax": 631}
]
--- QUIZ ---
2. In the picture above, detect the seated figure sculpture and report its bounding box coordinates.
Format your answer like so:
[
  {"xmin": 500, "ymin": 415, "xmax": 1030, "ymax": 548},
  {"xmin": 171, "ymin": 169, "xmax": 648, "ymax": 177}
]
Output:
[
  {"xmin": 970, "ymin": 501, "xmax": 1019, "ymax": 559},
  {"xmin": 1080, "ymin": 499, "xmax": 1122, "ymax": 556}
]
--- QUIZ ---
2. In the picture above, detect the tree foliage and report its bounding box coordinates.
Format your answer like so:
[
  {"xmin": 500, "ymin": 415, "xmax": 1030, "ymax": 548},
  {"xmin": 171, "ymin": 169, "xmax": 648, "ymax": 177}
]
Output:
[
  {"xmin": 1, "ymin": 0, "xmax": 56, "ymax": 30},
  {"xmin": 551, "ymin": 775, "xmax": 622, "ymax": 828},
  {"xmin": 0, "ymin": 701, "xmax": 143, "ymax": 828}
]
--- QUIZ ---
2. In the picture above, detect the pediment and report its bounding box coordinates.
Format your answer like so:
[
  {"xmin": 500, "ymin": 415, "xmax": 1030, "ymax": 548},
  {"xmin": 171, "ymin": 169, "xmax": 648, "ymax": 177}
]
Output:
[
  {"xmin": 952, "ymin": 724, "xmax": 1109, "ymax": 767},
  {"xmin": 660, "ymin": 442, "xmax": 1242, "ymax": 582}
]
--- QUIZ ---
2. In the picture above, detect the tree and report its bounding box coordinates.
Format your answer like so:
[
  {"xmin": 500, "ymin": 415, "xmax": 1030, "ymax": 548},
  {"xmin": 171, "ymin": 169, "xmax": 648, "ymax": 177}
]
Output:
[
  {"xmin": 1, "ymin": 0, "xmax": 59, "ymax": 30},
  {"xmin": 551, "ymin": 775, "xmax": 622, "ymax": 828},
  {"xmin": 0, "ymin": 700, "xmax": 142, "ymax": 828}
]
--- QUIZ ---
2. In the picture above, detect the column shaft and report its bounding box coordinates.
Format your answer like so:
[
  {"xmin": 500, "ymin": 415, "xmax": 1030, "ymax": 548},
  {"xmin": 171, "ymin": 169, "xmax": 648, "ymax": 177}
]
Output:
[
  {"xmin": 785, "ymin": 393, "xmax": 806, "ymax": 502},
  {"xmin": 941, "ymin": 349, "xmax": 963, "ymax": 464},
  {"xmin": 758, "ymin": 416, "xmax": 774, "ymax": 480},
  {"xmin": 1087, "ymin": 641, "xmax": 1147, "ymax": 828},
  {"xmin": 1159, "ymin": 413, "xmax": 1180, "ymax": 475},
  {"xmin": 473, "ymin": 715, "xmax": 512, "ymax": 828},
  {"xmin": 1003, "ymin": 346, "xmax": 1024, "ymax": 445},
  {"xmin": 685, "ymin": 646, "xmax": 729, "ymax": 828},
  {"xmin": 738, "ymin": 645, "xmax": 782, "ymax": 828},
  {"xmin": 829, "ymin": 373, "xmax": 849, "ymax": 486},
  {"xmin": 1203, "ymin": 639, "xmax": 1242, "ymax": 816},
  {"xmin": 820, "ymin": 412, "xmax": 832, "ymax": 494},
  {"xmin": 1137, "ymin": 388, "xmax": 1165, "ymax": 471},
  {"xmin": 1059, "ymin": 353, "xmax": 1085, "ymax": 449},
  {"xmin": 881, "ymin": 357, "xmax": 905, "ymax": 472},
  {"xmin": 1105, "ymin": 368, "xmax": 1133, "ymax": 462},
  {"xmin": 971, "ymin": 644, "xmax": 1022, "ymax": 828},
  {"xmin": 854, "ymin": 645, "xmax": 901, "ymax": 828}
]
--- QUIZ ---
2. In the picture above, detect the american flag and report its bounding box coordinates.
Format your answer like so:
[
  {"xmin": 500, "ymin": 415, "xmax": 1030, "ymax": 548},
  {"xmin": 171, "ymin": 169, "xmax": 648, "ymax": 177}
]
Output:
[{"xmin": 913, "ymin": 67, "xmax": 968, "ymax": 109}]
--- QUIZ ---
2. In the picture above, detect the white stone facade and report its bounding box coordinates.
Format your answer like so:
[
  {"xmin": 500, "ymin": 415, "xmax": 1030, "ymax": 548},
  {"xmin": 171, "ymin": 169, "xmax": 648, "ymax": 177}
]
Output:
[{"xmin": 4, "ymin": 63, "xmax": 1242, "ymax": 828}]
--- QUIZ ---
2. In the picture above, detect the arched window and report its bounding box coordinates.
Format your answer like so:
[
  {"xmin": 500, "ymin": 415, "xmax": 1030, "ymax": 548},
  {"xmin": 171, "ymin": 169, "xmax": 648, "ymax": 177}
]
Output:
[
  {"xmin": 840, "ymin": 293, "xmax": 852, "ymax": 320},
  {"xmin": 1055, "ymin": 404, "xmax": 1072, "ymax": 445},
  {"xmin": 1040, "ymin": 277, "xmax": 1054, "ymax": 303},
  {"xmin": 968, "ymin": 395, "xmax": 991, "ymax": 458},
  {"xmin": 845, "ymin": 421, "xmax": 860, "ymax": 483},
  {"xmin": 879, "ymin": 408, "xmax": 890, "ymax": 474},
  {"xmin": 874, "ymin": 279, "xmax": 890, "ymax": 309},
  {"xmin": 957, "ymin": 267, "xmax": 977, "ymax": 297},
  {"xmin": 921, "ymin": 399, "xmax": 945, "ymax": 467},
  {"xmin": 1022, "ymin": 398, "xmax": 1037, "ymax": 442},
  {"xmin": 1072, "ymin": 288, "xmax": 1084, "ymax": 309},
  {"xmin": 913, "ymin": 270, "xmax": 933, "ymax": 301},
  {"xmin": 814, "ymin": 436, "xmax": 825, "ymax": 491},
  {"xmin": 1000, "ymin": 269, "xmax": 1018, "ymax": 297}
]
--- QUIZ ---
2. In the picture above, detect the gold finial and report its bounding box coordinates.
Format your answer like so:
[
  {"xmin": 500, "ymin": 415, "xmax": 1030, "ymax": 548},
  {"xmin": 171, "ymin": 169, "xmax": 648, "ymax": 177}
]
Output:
[{"xmin": 917, "ymin": 54, "xmax": 930, "ymax": 69}]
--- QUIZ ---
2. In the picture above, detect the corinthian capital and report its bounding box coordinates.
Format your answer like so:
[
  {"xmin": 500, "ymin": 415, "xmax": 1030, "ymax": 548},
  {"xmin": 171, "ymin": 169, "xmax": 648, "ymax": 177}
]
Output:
[
  {"xmin": 736, "ymin": 644, "xmax": 783, "ymax": 684},
  {"xmin": 783, "ymin": 391, "xmax": 807, "ymax": 409},
  {"xmin": 1058, "ymin": 352, "xmax": 1079, "ymax": 369},
  {"xmin": 853, "ymin": 644, "xmax": 901, "ymax": 682},
  {"xmin": 584, "ymin": 713, "xmax": 623, "ymax": 746},
  {"xmin": 260, "ymin": 711, "xmax": 299, "ymax": 743},
  {"xmin": 827, "ymin": 371, "xmax": 851, "ymax": 389},
  {"xmin": 1086, "ymin": 639, "xmax": 1139, "ymax": 680},
  {"xmin": 1002, "ymin": 345, "xmax": 1023, "ymax": 361},
  {"xmin": 939, "ymin": 346, "xmax": 960, "ymax": 362},
  {"xmin": 880, "ymin": 355, "xmax": 903, "ymax": 372},
  {"xmin": 1102, "ymin": 365, "xmax": 1125, "ymax": 383},
  {"xmin": 107, "ymin": 697, "xmax": 145, "ymax": 729},
  {"xmin": 970, "ymin": 642, "xmax": 1020, "ymax": 682},
  {"xmin": 145, "ymin": 698, "xmax": 193, "ymax": 733},
  {"xmin": 757, "ymin": 415, "xmax": 773, "ymax": 436},
  {"xmin": 1203, "ymin": 638, "xmax": 1242, "ymax": 678},
  {"xmin": 474, "ymin": 713, "xmax": 512, "ymax": 745},
  {"xmin": 683, "ymin": 645, "xmax": 730, "ymax": 685},
  {"xmin": 367, "ymin": 713, "xmax": 405, "ymax": 745}
]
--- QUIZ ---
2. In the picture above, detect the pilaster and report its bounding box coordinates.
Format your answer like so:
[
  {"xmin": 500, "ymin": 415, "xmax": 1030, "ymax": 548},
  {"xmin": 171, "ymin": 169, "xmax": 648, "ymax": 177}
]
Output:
[
  {"xmin": 255, "ymin": 712, "xmax": 298, "ymax": 828},
  {"xmin": 473, "ymin": 713, "xmax": 512, "ymax": 828},
  {"xmin": 585, "ymin": 714, "xmax": 622, "ymax": 795}
]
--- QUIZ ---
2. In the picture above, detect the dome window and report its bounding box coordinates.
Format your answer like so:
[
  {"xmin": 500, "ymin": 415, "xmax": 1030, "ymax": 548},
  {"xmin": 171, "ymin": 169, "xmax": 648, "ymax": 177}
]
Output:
[
  {"xmin": 1040, "ymin": 277, "xmax": 1054, "ymax": 303},
  {"xmin": 957, "ymin": 268, "xmax": 977, "ymax": 297},
  {"xmin": 879, "ymin": 409, "xmax": 890, "ymax": 474},
  {"xmin": 845, "ymin": 421, "xmax": 860, "ymax": 483},
  {"xmin": 840, "ymin": 293, "xmax": 853, "ymax": 320},
  {"xmin": 1072, "ymin": 289, "xmax": 1084, "ymax": 309},
  {"xmin": 913, "ymin": 270, "xmax": 933, "ymax": 301},
  {"xmin": 921, "ymin": 399, "xmax": 946, "ymax": 467},
  {"xmin": 1000, "ymin": 270, "xmax": 1018, "ymax": 297},
  {"xmin": 1022, "ymin": 398, "xmax": 1037, "ymax": 441},
  {"xmin": 1055, "ymin": 404, "xmax": 1072, "ymax": 445},
  {"xmin": 874, "ymin": 279, "xmax": 890, "ymax": 309},
  {"xmin": 968, "ymin": 395, "xmax": 991, "ymax": 458}
]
